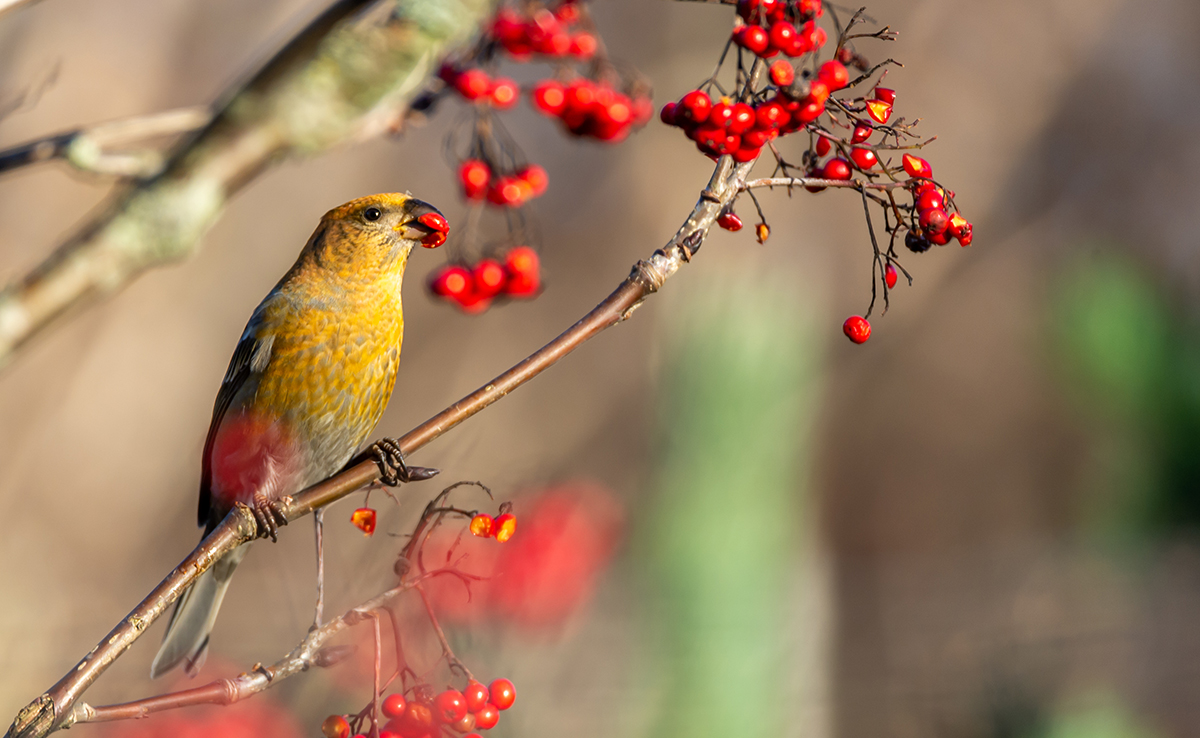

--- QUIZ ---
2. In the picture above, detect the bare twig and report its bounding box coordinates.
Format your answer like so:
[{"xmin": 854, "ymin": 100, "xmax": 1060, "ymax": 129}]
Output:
[
  {"xmin": 0, "ymin": 0, "xmax": 494, "ymax": 370},
  {"xmin": 741, "ymin": 176, "xmax": 908, "ymax": 192},
  {"xmin": 0, "ymin": 107, "xmax": 211, "ymax": 178}
]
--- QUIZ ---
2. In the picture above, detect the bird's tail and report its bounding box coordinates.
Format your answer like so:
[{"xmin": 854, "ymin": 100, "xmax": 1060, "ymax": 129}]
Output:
[{"xmin": 149, "ymin": 546, "xmax": 247, "ymax": 679}]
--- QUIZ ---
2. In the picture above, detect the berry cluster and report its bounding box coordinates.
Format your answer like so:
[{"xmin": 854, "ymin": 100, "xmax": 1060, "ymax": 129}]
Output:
[
  {"xmin": 532, "ymin": 77, "xmax": 653, "ymax": 142},
  {"xmin": 321, "ymin": 678, "xmax": 517, "ymax": 738},
  {"xmin": 658, "ymin": 0, "xmax": 973, "ymax": 345},
  {"xmin": 899, "ymin": 154, "xmax": 973, "ymax": 251},
  {"xmin": 469, "ymin": 505, "xmax": 518, "ymax": 543},
  {"xmin": 660, "ymin": 58, "xmax": 850, "ymax": 162},
  {"xmin": 492, "ymin": 2, "xmax": 595, "ymax": 60},
  {"xmin": 457, "ymin": 159, "xmax": 548, "ymax": 208},
  {"xmin": 428, "ymin": 247, "xmax": 542, "ymax": 313},
  {"xmin": 733, "ymin": 0, "xmax": 827, "ymax": 58}
]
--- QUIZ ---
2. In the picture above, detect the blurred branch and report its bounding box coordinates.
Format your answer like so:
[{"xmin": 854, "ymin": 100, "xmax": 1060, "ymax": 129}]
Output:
[
  {"xmin": 3, "ymin": 52, "xmax": 765, "ymax": 733},
  {"xmin": 0, "ymin": 0, "xmax": 494, "ymax": 370},
  {"xmin": 0, "ymin": 107, "xmax": 211, "ymax": 178},
  {"xmin": 0, "ymin": 0, "xmax": 41, "ymax": 18}
]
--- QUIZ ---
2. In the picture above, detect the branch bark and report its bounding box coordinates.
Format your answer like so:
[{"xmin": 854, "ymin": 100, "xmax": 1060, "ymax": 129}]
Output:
[
  {"xmin": 2, "ymin": 136, "xmax": 758, "ymax": 738},
  {"xmin": 0, "ymin": 0, "xmax": 493, "ymax": 370}
]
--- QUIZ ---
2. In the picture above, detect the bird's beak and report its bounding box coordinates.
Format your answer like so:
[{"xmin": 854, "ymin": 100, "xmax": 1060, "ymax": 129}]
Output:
[{"xmin": 395, "ymin": 199, "xmax": 449, "ymax": 248}]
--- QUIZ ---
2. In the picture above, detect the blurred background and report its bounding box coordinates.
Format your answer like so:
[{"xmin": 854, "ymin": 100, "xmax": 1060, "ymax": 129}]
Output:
[{"xmin": 2, "ymin": 0, "xmax": 1198, "ymax": 736}]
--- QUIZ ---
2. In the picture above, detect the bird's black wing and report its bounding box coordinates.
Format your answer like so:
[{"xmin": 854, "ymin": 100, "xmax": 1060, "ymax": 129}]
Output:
[{"xmin": 198, "ymin": 321, "xmax": 275, "ymax": 533}]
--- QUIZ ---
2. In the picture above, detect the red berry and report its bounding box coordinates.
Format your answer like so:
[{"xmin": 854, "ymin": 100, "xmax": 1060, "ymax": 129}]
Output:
[
  {"xmin": 769, "ymin": 59, "xmax": 795, "ymax": 86},
  {"xmin": 754, "ymin": 101, "xmax": 788, "ymax": 130},
  {"xmin": 473, "ymin": 259, "xmax": 508, "ymax": 297},
  {"xmin": 532, "ymin": 80, "xmax": 567, "ymax": 116},
  {"xmin": 463, "ymin": 680, "xmax": 490, "ymax": 713},
  {"xmin": 709, "ymin": 100, "xmax": 735, "ymax": 129},
  {"xmin": 885, "ymin": 263, "xmax": 898, "ymax": 289},
  {"xmin": 322, "ymin": 715, "xmax": 351, "ymax": 738},
  {"xmin": 874, "ymin": 87, "xmax": 896, "ymax": 105},
  {"xmin": 470, "ymin": 514, "xmax": 495, "ymax": 538},
  {"xmin": 728, "ymin": 103, "xmax": 756, "ymax": 134},
  {"xmin": 794, "ymin": 98, "xmax": 823, "ymax": 124},
  {"xmin": 493, "ymin": 513, "xmax": 517, "ymax": 542},
  {"xmin": 489, "ymin": 77, "xmax": 519, "ymax": 109},
  {"xmin": 915, "ymin": 188, "xmax": 944, "ymax": 212},
  {"xmin": 734, "ymin": 25, "xmax": 770, "ymax": 55},
  {"xmin": 818, "ymin": 60, "xmax": 849, "ymax": 90},
  {"xmin": 849, "ymin": 147, "xmax": 877, "ymax": 170},
  {"xmin": 768, "ymin": 20, "xmax": 797, "ymax": 54},
  {"xmin": 843, "ymin": 315, "xmax": 871, "ymax": 344},
  {"xmin": 865, "ymin": 99, "xmax": 892, "ymax": 124},
  {"xmin": 947, "ymin": 212, "xmax": 968, "ymax": 239},
  {"xmin": 454, "ymin": 291, "xmax": 492, "ymax": 315},
  {"xmin": 928, "ymin": 228, "xmax": 952, "ymax": 246},
  {"xmin": 717, "ymin": 211, "xmax": 743, "ymax": 231},
  {"xmin": 382, "ymin": 694, "xmax": 407, "ymax": 720},
  {"xmin": 430, "ymin": 265, "xmax": 471, "ymax": 299},
  {"xmin": 488, "ymin": 679, "xmax": 516, "ymax": 710},
  {"xmin": 350, "ymin": 508, "xmax": 376, "ymax": 536},
  {"xmin": 473, "ymin": 705, "xmax": 500, "ymax": 731},
  {"xmin": 459, "ymin": 160, "xmax": 491, "ymax": 201},
  {"xmin": 957, "ymin": 223, "xmax": 974, "ymax": 247},
  {"xmin": 851, "ymin": 122, "xmax": 872, "ymax": 144},
  {"xmin": 518, "ymin": 164, "xmax": 549, "ymax": 196},
  {"xmin": 902, "ymin": 153, "xmax": 933, "ymax": 179},
  {"xmin": 659, "ymin": 101, "xmax": 678, "ymax": 126},
  {"xmin": 397, "ymin": 703, "xmax": 435, "ymax": 737},
  {"xmin": 570, "ymin": 32, "xmax": 597, "ymax": 58},
  {"xmin": 918, "ymin": 208, "xmax": 948, "ymax": 235},
  {"xmin": 732, "ymin": 146, "xmax": 760, "ymax": 162},
  {"xmin": 814, "ymin": 135, "xmax": 831, "ymax": 157},
  {"xmin": 433, "ymin": 690, "xmax": 468, "ymax": 724},
  {"xmin": 555, "ymin": 3, "xmax": 580, "ymax": 23},
  {"xmin": 823, "ymin": 157, "xmax": 852, "ymax": 180},
  {"xmin": 448, "ymin": 713, "xmax": 476, "ymax": 734},
  {"xmin": 678, "ymin": 90, "xmax": 712, "ymax": 124},
  {"xmin": 756, "ymin": 222, "xmax": 770, "ymax": 243},
  {"xmin": 454, "ymin": 69, "xmax": 491, "ymax": 101}
]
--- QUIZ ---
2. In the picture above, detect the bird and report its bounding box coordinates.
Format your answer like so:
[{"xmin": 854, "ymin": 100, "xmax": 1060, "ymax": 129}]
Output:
[{"xmin": 150, "ymin": 193, "xmax": 449, "ymax": 678}]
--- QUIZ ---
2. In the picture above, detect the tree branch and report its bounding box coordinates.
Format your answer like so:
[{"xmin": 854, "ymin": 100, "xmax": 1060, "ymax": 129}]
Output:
[
  {"xmin": 0, "ymin": 108, "xmax": 212, "ymax": 178},
  {"xmin": 0, "ymin": 0, "xmax": 494, "ymax": 370},
  {"xmin": 2, "ymin": 128, "xmax": 759, "ymax": 738}
]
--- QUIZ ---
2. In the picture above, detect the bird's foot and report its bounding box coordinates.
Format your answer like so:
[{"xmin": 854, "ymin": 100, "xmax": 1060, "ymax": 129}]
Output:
[
  {"xmin": 250, "ymin": 494, "xmax": 289, "ymax": 541},
  {"xmin": 372, "ymin": 438, "xmax": 439, "ymax": 486}
]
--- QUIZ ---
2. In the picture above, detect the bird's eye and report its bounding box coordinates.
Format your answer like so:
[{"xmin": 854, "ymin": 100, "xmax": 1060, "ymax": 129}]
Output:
[{"xmin": 363, "ymin": 207, "xmax": 382, "ymax": 222}]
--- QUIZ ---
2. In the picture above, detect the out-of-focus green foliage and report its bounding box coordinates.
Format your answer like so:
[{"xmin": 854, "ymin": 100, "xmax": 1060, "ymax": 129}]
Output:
[{"xmin": 638, "ymin": 274, "xmax": 821, "ymax": 738}]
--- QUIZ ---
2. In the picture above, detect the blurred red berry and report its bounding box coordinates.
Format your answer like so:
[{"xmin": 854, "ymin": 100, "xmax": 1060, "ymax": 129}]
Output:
[
  {"xmin": 464, "ymin": 680, "xmax": 490, "ymax": 713},
  {"xmin": 504, "ymin": 246, "xmax": 541, "ymax": 297},
  {"xmin": 430, "ymin": 265, "xmax": 471, "ymax": 299},
  {"xmin": 459, "ymin": 159, "xmax": 491, "ymax": 201},
  {"xmin": 659, "ymin": 101, "xmax": 678, "ymax": 126},
  {"xmin": 382, "ymin": 694, "xmax": 407, "ymax": 720},
  {"xmin": 885, "ymin": 263, "xmax": 898, "ymax": 289},
  {"xmin": 487, "ymin": 177, "xmax": 525, "ymax": 207},
  {"xmin": 433, "ymin": 690, "xmax": 468, "ymax": 724},
  {"xmin": 455, "ymin": 69, "xmax": 491, "ymax": 101},
  {"xmin": 815, "ymin": 135, "xmax": 831, "ymax": 157},
  {"xmin": 769, "ymin": 59, "xmax": 795, "ymax": 87},
  {"xmin": 473, "ymin": 705, "xmax": 500, "ymax": 731},
  {"xmin": 489, "ymin": 78, "xmax": 519, "ymax": 109},
  {"xmin": 519, "ymin": 164, "xmax": 549, "ymax": 196},
  {"xmin": 570, "ymin": 32, "xmax": 597, "ymax": 58},
  {"xmin": 768, "ymin": 20, "xmax": 797, "ymax": 55},
  {"xmin": 473, "ymin": 259, "xmax": 508, "ymax": 298},
  {"xmin": 843, "ymin": 315, "xmax": 871, "ymax": 344},
  {"xmin": 323, "ymin": 715, "xmax": 351, "ymax": 738},
  {"xmin": 735, "ymin": 25, "xmax": 770, "ymax": 55},
  {"xmin": 533, "ymin": 79, "xmax": 567, "ymax": 116},
  {"xmin": 756, "ymin": 222, "xmax": 770, "ymax": 243}
]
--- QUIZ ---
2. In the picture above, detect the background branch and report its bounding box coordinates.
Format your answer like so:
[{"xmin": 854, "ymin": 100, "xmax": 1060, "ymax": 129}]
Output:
[{"xmin": 0, "ymin": 0, "xmax": 493, "ymax": 370}]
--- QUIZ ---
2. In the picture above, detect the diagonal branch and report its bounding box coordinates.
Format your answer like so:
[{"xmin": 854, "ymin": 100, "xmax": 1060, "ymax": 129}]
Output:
[
  {"xmin": 0, "ymin": 0, "xmax": 494, "ymax": 370},
  {"xmin": 3, "ymin": 129, "xmax": 758, "ymax": 738}
]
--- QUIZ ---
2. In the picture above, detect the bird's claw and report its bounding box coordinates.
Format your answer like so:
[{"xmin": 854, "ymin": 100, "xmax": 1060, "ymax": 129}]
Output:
[
  {"xmin": 250, "ymin": 495, "xmax": 289, "ymax": 541},
  {"xmin": 372, "ymin": 438, "xmax": 439, "ymax": 486}
]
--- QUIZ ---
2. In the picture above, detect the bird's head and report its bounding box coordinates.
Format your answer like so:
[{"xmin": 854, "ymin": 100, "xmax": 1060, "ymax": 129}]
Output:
[{"xmin": 307, "ymin": 193, "xmax": 449, "ymax": 277}]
